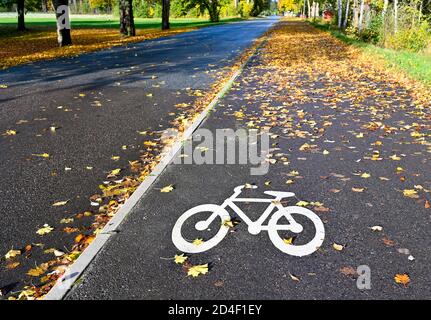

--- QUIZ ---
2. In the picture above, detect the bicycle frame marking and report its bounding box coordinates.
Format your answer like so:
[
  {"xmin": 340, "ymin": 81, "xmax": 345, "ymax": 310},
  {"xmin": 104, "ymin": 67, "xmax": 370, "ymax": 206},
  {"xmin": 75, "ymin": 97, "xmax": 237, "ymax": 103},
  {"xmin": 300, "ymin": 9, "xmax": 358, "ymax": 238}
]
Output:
[{"xmin": 204, "ymin": 195, "xmax": 298, "ymax": 234}]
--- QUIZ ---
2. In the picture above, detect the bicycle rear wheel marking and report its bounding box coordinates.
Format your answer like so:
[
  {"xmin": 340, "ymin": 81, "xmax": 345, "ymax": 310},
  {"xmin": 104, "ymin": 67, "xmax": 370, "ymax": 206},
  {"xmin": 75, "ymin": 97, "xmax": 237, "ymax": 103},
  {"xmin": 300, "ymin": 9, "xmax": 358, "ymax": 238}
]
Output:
[{"xmin": 172, "ymin": 204, "xmax": 231, "ymax": 253}]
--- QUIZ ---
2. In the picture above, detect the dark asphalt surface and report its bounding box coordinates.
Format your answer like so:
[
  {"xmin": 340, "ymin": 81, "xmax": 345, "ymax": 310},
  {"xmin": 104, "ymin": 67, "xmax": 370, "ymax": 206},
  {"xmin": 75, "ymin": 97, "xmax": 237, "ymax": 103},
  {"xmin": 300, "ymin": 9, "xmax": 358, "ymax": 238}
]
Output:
[
  {"xmin": 67, "ymin": 21, "xmax": 431, "ymax": 299},
  {"xmin": 0, "ymin": 17, "xmax": 278, "ymax": 295}
]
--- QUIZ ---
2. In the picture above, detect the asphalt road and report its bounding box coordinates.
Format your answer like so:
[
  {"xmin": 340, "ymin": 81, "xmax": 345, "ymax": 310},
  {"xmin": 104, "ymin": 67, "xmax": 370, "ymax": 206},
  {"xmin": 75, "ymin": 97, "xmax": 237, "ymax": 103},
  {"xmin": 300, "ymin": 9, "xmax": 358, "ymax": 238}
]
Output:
[
  {"xmin": 0, "ymin": 17, "xmax": 278, "ymax": 295},
  {"xmin": 67, "ymin": 21, "xmax": 431, "ymax": 300}
]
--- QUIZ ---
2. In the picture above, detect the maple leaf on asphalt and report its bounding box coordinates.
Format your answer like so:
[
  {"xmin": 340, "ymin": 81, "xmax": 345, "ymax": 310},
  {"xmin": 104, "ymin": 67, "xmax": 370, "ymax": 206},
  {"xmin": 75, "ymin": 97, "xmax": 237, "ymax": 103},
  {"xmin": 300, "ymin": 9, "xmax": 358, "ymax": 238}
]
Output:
[
  {"xmin": 174, "ymin": 254, "xmax": 188, "ymax": 265},
  {"xmin": 36, "ymin": 224, "xmax": 54, "ymax": 235},
  {"xmin": 403, "ymin": 189, "xmax": 419, "ymax": 198},
  {"xmin": 193, "ymin": 238, "xmax": 204, "ymax": 246},
  {"xmin": 107, "ymin": 168, "xmax": 121, "ymax": 178},
  {"xmin": 223, "ymin": 219, "xmax": 234, "ymax": 228},
  {"xmin": 27, "ymin": 264, "xmax": 48, "ymax": 277},
  {"xmin": 394, "ymin": 274, "xmax": 410, "ymax": 286},
  {"xmin": 187, "ymin": 264, "xmax": 209, "ymax": 277},
  {"xmin": 296, "ymin": 201, "xmax": 309, "ymax": 207},
  {"xmin": 283, "ymin": 238, "xmax": 294, "ymax": 245}
]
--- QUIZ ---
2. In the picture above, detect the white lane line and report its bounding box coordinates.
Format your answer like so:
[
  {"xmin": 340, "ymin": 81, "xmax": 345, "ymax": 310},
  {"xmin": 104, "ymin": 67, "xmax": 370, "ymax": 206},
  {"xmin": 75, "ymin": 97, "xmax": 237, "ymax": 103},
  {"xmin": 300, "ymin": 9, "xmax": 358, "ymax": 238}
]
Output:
[{"xmin": 44, "ymin": 35, "xmax": 268, "ymax": 301}]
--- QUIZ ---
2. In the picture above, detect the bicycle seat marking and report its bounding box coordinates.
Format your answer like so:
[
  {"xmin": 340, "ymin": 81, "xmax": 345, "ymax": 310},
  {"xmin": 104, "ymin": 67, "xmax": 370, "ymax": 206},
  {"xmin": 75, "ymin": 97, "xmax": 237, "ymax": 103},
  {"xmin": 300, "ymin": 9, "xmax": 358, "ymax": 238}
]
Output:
[{"xmin": 171, "ymin": 185, "xmax": 325, "ymax": 257}]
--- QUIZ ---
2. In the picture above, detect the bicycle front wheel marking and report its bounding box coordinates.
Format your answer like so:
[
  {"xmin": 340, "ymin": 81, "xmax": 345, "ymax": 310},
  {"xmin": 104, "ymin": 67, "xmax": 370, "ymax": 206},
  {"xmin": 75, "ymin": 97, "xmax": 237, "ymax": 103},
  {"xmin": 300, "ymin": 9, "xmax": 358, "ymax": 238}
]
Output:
[
  {"xmin": 268, "ymin": 206, "xmax": 325, "ymax": 257},
  {"xmin": 172, "ymin": 204, "xmax": 231, "ymax": 254}
]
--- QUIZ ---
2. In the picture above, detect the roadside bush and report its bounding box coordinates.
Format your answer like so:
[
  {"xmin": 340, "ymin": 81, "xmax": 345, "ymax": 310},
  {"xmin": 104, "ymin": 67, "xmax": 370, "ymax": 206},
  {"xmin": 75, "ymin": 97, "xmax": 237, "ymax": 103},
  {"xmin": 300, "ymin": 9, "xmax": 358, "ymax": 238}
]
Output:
[
  {"xmin": 220, "ymin": 1, "xmax": 239, "ymax": 17},
  {"xmin": 386, "ymin": 20, "xmax": 431, "ymax": 52},
  {"xmin": 357, "ymin": 15, "xmax": 382, "ymax": 44},
  {"xmin": 238, "ymin": 0, "xmax": 252, "ymax": 18}
]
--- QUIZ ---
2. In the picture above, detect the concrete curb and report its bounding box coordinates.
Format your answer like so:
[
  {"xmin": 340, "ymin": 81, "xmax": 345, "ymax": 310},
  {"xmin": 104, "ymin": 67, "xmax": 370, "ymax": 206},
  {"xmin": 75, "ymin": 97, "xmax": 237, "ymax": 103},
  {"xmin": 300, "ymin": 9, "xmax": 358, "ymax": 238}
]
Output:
[{"xmin": 44, "ymin": 36, "xmax": 266, "ymax": 300}]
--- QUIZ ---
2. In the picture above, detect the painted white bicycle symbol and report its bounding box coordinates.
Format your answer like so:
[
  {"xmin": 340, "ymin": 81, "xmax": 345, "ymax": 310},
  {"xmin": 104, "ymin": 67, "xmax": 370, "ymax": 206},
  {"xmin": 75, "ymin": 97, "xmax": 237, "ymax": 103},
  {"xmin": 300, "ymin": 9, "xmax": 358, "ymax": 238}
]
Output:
[{"xmin": 172, "ymin": 185, "xmax": 325, "ymax": 257}]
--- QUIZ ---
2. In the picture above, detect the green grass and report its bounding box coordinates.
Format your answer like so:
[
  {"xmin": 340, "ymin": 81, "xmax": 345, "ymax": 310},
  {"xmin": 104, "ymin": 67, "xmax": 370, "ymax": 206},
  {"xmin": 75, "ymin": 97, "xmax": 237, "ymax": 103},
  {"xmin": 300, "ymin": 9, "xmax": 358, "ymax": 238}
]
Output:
[
  {"xmin": 0, "ymin": 14, "xmax": 243, "ymax": 30},
  {"xmin": 310, "ymin": 21, "xmax": 431, "ymax": 85}
]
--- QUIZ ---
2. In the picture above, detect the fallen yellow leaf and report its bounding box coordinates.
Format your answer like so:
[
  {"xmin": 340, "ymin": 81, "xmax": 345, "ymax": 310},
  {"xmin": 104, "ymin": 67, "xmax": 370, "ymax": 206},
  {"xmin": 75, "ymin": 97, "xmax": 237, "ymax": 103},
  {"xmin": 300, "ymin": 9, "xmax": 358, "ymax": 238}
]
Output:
[
  {"xmin": 27, "ymin": 264, "xmax": 48, "ymax": 277},
  {"xmin": 52, "ymin": 200, "xmax": 68, "ymax": 207},
  {"xmin": 296, "ymin": 201, "xmax": 309, "ymax": 207},
  {"xmin": 160, "ymin": 185, "xmax": 174, "ymax": 193},
  {"xmin": 403, "ymin": 189, "xmax": 418, "ymax": 198},
  {"xmin": 108, "ymin": 168, "xmax": 121, "ymax": 177},
  {"xmin": 187, "ymin": 264, "xmax": 209, "ymax": 277},
  {"xmin": 144, "ymin": 140, "xmax": 157, "ymax": 147},
  {"xmin": 333, "ymin": 243, "xmax": 344, "ymax": 251},
  {"xmin": 394, "ymin": 273, "xmax": 410, "ymax": 286},
  {"xmin": 283, "ymin": 238, "xmax": 294, "ymax": 245},
  {"xmin": 6, "ymin": 262, "xmax": 20, "ymax": 270},
  {"xmin": 174, "ymin": 254, "xmax": 188, "ymax": 265},
  {"xmin": 32, "ymin": 153, "xmax": 50, "ymax": 158},
  {"xmin": 192, "ymin": 238, "xmax": 204, "ymax": 246},
  {"xmin": 5, "ymin": 249, "xmax": 21, "ymax": 259},
  {"xmin": 36, "ymin": 224, "xmax": 53, "ymax": 235},
  {"xmin": 5, "ymin": 130, "xmax": 17, "ymax": 136}
]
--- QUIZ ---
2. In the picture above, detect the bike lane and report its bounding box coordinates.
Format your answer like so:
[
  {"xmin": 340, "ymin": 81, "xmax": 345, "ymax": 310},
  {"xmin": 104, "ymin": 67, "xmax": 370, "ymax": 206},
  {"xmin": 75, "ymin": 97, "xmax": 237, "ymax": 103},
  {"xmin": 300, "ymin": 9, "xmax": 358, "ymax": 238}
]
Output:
[{"xmin": 66, "ymin": 21, "xmax": 431, "ymax": 299}]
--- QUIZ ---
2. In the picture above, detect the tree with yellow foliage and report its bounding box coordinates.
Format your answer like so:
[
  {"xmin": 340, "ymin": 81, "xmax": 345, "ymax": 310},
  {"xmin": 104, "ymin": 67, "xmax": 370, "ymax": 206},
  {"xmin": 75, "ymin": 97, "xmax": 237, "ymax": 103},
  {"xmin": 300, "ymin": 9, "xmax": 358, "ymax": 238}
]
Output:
[{"xmin": 278, "ymin": 0, "xmax": 300, "ymax": 13}]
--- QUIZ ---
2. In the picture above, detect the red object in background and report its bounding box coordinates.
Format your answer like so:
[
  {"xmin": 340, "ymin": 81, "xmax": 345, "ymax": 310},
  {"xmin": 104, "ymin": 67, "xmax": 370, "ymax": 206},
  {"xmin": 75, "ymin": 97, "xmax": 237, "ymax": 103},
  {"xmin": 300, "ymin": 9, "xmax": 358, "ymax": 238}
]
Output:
[{"xmin": 323, "ymin": 10, "xmax": 334, "ymax": 20}]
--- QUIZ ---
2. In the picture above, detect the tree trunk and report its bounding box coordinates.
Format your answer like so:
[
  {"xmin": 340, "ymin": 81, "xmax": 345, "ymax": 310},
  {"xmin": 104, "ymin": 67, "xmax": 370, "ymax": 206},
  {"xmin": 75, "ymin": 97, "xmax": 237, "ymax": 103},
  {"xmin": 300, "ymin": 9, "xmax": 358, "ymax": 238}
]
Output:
[
  {"xmin": 119, "ymin": 0, "xmax": 135, "ymax": 36},
  {"xmin": 53, "ymin": 0, "xmax": 72, "ymax": 46},
  {"xmin": 162, "ymin": 0, "xmax": 170, "ymax": 30},
  {"xmin": 343, "ymin": 0, "xmax": 350, "ymax": 29},
  {"xmin": 337, "ymin": 0, "xmax": 343, "ymax": 29},
  {"xmin": 382, "ymin": 0, "xmax": 388, "ymax": 19},
  {"xmin": 41, "ymin": 0, "xmax": 48, "ymax": 13},
  {"xmin": 353, "ymin": 0, "xmax": 359, "ymax": 28},
  {"xmin": 307, "ymin": 0, "xmax": 311, "ymax": 18},
  {"xmin": 207, "ymin": 1, "xmax": 220, "ymax": 22},
  {"xmin": 17, "ymin": 0, "xmax": 25, "ymax": 31},
  {"xmin": 358, "ymin": 0, "xmax": 364, "ymax": 32},
  {"xmin": 394, "ymin": 0, "xmax": 398, "ymax": 33}
]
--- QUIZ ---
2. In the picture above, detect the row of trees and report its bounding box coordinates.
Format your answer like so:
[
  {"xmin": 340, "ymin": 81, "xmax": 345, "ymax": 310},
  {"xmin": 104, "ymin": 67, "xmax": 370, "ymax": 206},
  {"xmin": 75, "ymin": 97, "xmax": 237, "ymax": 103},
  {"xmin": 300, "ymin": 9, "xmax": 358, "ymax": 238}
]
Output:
[
  {"xmin": 1, "ymin": 0, "xmax": 271, "ymax": 44},
  {"xmin": 277, "ymin": 0, "xmax": 430, "ymax": 51}
]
